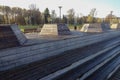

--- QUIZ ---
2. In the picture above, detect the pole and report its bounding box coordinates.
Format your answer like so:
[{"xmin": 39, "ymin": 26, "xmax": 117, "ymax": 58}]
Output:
[{"xmin": 58, "ymin": 6, "xmax": 62, "ymax": 23}]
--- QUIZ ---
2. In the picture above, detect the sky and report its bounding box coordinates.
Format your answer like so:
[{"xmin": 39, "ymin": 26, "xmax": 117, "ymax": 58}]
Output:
[{"xmin": 0, "ymin": 0, "xmax": 120, "ymax": 18}]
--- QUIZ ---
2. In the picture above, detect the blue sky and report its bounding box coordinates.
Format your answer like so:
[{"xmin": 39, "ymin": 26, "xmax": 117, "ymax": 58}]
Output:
[{"xmin": 0, "ymin": 0, "xmax": 119, "ymax": 18}]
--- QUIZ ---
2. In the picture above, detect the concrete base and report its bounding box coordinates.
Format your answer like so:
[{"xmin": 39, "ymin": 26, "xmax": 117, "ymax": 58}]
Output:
[
  {"xmin": 39, "ymin": 24, "xmax": 71, "ymax": 35},
  {"xmin": 81, "ymin": 23, "xmax": 110, "ymax": 32},
  {"xmin": 111, "ymin": 23, "xmax": 120, "ymax": 30}
]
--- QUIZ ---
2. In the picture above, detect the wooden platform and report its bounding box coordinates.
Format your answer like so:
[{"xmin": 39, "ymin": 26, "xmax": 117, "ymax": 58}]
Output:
[
  {"xmin": 0, "ymin": 24, "xmax": 26, "ymax": 49},
  {"xmin": 39, "ymin": 24, "xmax": 71, "ymax": 35},
  {"xmin": 0, "ymin": 25, "xmax": 20, "ymax": 49}
]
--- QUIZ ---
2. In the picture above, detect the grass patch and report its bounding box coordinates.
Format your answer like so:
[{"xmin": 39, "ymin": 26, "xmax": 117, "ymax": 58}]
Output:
[
  {"xmin": 18, "ymin": 24, "xmax": 83, "ymax": 32},
  {"xmin": 68, "ymin": 24, "xmax": 83, "ymax": 30},
  {"xmin": 18, "ymin": 25, "xmax": 43, "ymax": 33},
  {"xmin": 19, "ymin": 25, "xmax": 43, "ymax": 29}
]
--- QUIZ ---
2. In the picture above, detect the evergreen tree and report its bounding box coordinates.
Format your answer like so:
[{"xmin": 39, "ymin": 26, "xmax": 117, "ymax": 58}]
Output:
[{"xmin": 44, "ymin": 8, "xmax": 50, "ymax": 23}]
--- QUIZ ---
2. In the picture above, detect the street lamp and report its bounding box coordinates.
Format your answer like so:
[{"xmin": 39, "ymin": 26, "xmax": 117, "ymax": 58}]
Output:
[{"xmin": 58, "ymin": 6, "xmax": 62, "ymax": 21}]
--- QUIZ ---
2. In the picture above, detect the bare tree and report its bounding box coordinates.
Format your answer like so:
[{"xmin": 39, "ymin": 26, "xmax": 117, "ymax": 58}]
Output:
[
  {"xmin": 0, "ymin": 6, "xmax": 11, "ymax": 23},
  {"xmin": 87, "ymin": 8, "xmax": 97, "ymax": 23},
  {"xmin": 89, "ymin": 8, "xmax": 96, "ymax": 17},
  {"xmin": 51, "ymin": 10, "xmax": 57, "ymax": 23},
  {"xmin": 67, "ymin": 8, "xmax": 75, "ymax": 24},
  {"xmin": 29, "ymin": 4, "xmax": 41, "ymax": 25},
  {"xmin": 29, "ymin": 4, "xmax": 37, "ymax": 11}
]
